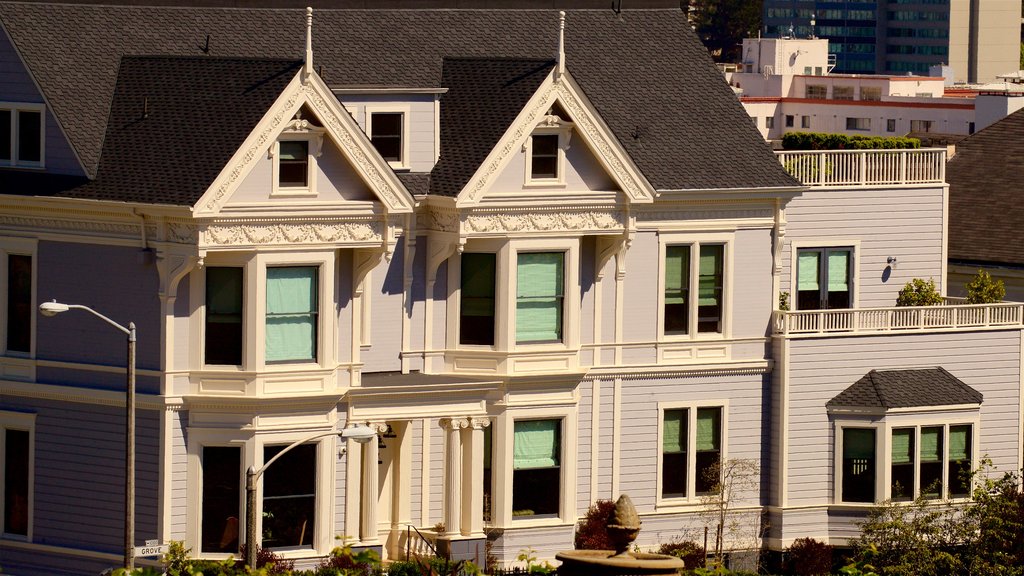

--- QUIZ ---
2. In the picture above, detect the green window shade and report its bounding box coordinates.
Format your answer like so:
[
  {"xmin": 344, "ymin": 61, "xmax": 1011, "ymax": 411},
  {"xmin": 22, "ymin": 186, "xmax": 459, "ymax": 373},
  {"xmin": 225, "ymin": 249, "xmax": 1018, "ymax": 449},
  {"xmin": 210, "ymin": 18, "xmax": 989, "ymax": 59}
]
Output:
[
  {"xmin": 798, "ymin": 251, "xmax": 821, "ymax": 291},
  {"xmin": 266, "ymin": 266, "xmax": 318, "ymax": 362},
  {"xmin": 844, "ymin": 428, "xmax": 875, "ymax": 459},
  {"xmin": 665, "ymin": 246, "xmax": 690, "ymax": 305},
  {"xmin": 279, "ymin": 141, "xmax": 308, "ymax": 160},
  {"xmin": 698, "ymin": 245, "xmax": 723, "ymax": 306},
  {"xmin": 513, "ymin": 420, "xmax": 560, "ymax": 470},
  {"xmin": 891, "ymin": 429, "xmax": 914, "ymax": 465},
  {"xmin": 663, "ymin": 409, "xmax": 687, "ymax": 454},
  {"xmin": 920, "ymin": 427, "xmax": 942, "ymax": 463},
  {"xmin": 516, "ymin": 252, "xmax": 564, "ymax": 343},
  {"xmin": 949, "ymin": 426, "xmax": 970, "ymax": 461},
  {"xmin": 696, "ymin": 408, "xmax": 721, "ymax": 451},
  {"xmin": 828, "ymin": 251, "xmax": 850, "ymax": 291},
  {"xmin": 461, "ymin": 253, "xmax": 496, "ymax": 317}
]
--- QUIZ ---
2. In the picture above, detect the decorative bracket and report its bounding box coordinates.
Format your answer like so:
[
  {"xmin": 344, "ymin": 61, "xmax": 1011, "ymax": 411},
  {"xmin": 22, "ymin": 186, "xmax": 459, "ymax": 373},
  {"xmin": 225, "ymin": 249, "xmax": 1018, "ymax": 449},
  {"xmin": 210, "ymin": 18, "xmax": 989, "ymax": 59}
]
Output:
[
  {"xmin": 156, "ymin": 251, "xmax": 199, "ymax": 300},
  {"xmin": 426, "ymin": 233, "xmax": 461, "ymax": 286},
  {"xmin": 353, "ymin": 247, "xmax": 385, "ymax": 299}
]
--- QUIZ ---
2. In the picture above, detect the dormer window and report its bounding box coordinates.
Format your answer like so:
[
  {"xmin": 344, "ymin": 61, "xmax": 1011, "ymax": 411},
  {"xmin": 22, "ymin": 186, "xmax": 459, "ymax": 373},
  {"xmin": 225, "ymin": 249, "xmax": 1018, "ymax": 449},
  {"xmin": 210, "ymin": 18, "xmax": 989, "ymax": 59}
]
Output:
[
  {"xmin": 270, "ymin": 109, "xmax": 325, "ymax": 197},
  {"xmin": 364, "ymin": 107, "xmax": 410, "ymax": 170},
  {"xmin": 1, "ymin": 104, "xmax": 45, "ymax": 169},
  {"xmin": 524, "ymin": 104, "xmax": 572, "ymax": 185}
]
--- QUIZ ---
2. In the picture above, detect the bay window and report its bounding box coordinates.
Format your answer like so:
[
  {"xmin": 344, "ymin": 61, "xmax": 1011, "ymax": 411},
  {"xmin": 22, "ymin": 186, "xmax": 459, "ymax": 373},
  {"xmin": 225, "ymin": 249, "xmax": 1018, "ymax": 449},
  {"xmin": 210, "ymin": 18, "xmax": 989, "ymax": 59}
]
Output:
[
  {"xmin": 920, "ymin": 426, "xmax": 943, "ymax": 498},
  {"xmin": 1, "ymin": 411, "xmax": 33, "ymax": 540},
  {"xmin": 660, "ymin": 405, "xmax": 724, "ymax": 501},
  {"xmin": 516, "ymin": 252, "xmax": 564, "ymax": 344},
  {"xmin": 512, "ymin": 419, "xmax": 560, "ymax": 517},
  {"xmin": 6, "ymin": 254, "xmax": 31, "ymax": 354},
  {"xmin": 948, "ymin": 425, "xmax": 972, "ymax": 497},
  {"xmin": 205, "ymin": 267, "xmax": 243, "ymax": 366},
  {"xmin": 890, "ymin": 428, "xmax": 914, "ymax": 500},
  {"xmin": 460, "ymin": 253, "xmax": 496, "ymax": 346},
  {"xmin": 265, "ymin": 266, "xmax": 318, "ymax": 363},
  {"xmin": 663, "ymin": 242, "xmax": 725, "ymax": 336},
  {"xmin": 201, "ymin": 446, "xmax": 241, "ymax": 554},
  {"xmin": 797, "ymin": 247, "xmax": 852, "ymax": 310},
  {"xmin": 841, "ymin": 427, "xmax": 876, "ymax": 503},
  {"xmin": 890, "ymin": 424, "xmax": 973, "ymax": 501}
]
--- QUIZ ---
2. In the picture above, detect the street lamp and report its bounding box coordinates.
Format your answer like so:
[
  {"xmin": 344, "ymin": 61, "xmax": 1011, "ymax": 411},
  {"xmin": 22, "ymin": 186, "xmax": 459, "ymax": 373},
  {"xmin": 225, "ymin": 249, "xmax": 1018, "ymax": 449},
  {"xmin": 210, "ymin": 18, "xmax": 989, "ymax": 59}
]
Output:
[
  {"xmin": 39, "ymin": 299, "xmax": 137, "ymax": 570},
  {"xmin": 245, "ymin": 424, "xmax": 377, "ymax": 569}
]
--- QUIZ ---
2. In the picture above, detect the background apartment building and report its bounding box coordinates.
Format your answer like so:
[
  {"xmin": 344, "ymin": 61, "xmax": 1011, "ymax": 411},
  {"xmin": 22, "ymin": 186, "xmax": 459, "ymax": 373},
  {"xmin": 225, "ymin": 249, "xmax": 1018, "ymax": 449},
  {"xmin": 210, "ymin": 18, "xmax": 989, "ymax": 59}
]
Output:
[{"xmin": 763, "ymin": 0, "xmax": 1020, "ymax": 82}]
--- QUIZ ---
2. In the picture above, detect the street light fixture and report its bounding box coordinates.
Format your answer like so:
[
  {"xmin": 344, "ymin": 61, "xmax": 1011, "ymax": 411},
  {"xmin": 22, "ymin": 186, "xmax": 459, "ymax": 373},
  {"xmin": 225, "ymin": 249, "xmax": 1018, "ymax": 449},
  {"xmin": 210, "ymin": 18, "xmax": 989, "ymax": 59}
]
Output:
[
  {"xmin": 245, "ymin": 424, "xmax": 377, "ymax": 569},
  {"xmin": 38, "ymin": 299, "xmax": 137, "ymax": 571}
]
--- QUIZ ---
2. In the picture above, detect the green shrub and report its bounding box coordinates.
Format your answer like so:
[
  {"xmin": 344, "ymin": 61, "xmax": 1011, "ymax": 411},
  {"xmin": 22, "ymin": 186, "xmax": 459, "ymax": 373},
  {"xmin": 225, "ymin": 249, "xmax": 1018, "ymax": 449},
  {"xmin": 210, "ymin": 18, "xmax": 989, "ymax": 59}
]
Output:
[
  {"xmin": 656, "ymin": 538, "xmax": 705, "ymax": 569},
  {"xmin": 781, "ymin": 132, "xmax": 920, "ymax": 150},
  {"xmin": 784, "ymin": 538, "xmax": 832, "ymax": 576},
  {"xmin": 896, "ymin": 278, "xmax": 943, "ymax": 306},
  {"xmin": 965, "ymin": 269, "xmax": 1005, "ymax": 304},
  {"xmin": 779, "ymin": 291, "xmax": 790, "ymax": 311}
]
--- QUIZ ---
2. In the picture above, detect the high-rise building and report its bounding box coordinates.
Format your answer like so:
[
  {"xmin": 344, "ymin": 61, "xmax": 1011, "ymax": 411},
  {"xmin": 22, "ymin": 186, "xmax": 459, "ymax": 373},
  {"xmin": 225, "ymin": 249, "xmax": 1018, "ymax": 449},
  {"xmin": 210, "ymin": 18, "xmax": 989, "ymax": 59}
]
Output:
[{"xmin": 762, "ymin": 0, "xmax": 1020, "ymax": 82}]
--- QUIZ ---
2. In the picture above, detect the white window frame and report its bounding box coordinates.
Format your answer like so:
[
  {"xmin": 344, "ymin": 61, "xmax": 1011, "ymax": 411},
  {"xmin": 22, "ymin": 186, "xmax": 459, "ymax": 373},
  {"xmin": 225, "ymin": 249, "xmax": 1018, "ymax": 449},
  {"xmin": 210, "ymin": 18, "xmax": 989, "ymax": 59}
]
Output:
[
  {"xmin": 0, "ymin": 238, "xmax": 38, "ymax": 382},
  {"xmin": 523, "ymin": 123, "xmax": 573, "ymax": 187},
  {"xmin": 195, "ymin": 253, "xmax": 254, "ymax": 372},
  {"xmin": 270, "ymin": 127, "xmax": 325, "ymax": 198},
  {"xmin": 364, "ymin": 106, "xmax": 410, "ymax": 171},
  {"xmin": 186, "ymin": 429, "xmax": 251, "ymax": 560},
  {"xmin": 656, "ymin": 400, "xmax": 729, "ymax": 509},
  {"xmin": 789, "ymin": 240, "xmax": 860, "ymax": 311},
  {"xmin": 453, "ymin": 248, "xmax": 500, "ymax": 349},
  {"xmin": 1, "ymin": 103, "xmax": 45, "ymax": 169},
  {"xmin": 833, "ymin": 421, "xmax": 883, "ymax": 506},
  {"xmin": 258, "ymin": 252, "xmax": 333, "ymax": 369},
  {"xmin": 0, "ymin": 410, "xmax": 35, "ymax": 542},
  {"xmin": 509, "ymin": 238, "xmax": 580, "ymax": 351},
  {"xmin": 201, "ymin": 263, "xmax": 247, "ymax": 369},
  {"xmin": 657, "ymin": 232, "xmax": 734, "ymax": 341}
]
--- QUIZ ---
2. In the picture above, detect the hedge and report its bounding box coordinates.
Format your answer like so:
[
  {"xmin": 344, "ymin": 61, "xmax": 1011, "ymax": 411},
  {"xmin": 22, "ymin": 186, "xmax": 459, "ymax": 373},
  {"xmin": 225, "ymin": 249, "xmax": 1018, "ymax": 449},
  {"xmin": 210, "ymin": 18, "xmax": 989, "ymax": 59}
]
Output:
[{"xmin": 781, "ymin": 132, "xmax": 921, "ymax": 150}]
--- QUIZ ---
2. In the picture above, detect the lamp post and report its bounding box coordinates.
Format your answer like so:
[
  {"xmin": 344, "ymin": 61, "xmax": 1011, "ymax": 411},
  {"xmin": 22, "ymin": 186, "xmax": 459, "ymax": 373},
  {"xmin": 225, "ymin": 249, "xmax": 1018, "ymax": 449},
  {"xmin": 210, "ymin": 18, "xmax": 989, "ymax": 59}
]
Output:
[
  {"xmin": 245, "ymin": 424, "xmax": 377, "ymax": 569},
  {"xmin": 39, "ymin": 300, "xmax": 136, "ymax": 570}
]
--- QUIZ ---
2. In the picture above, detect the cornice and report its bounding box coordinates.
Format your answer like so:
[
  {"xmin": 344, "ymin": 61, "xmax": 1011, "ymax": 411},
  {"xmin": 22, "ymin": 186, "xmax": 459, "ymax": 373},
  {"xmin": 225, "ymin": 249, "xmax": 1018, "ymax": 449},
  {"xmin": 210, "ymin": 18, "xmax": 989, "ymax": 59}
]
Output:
[
  {"xmin": 199, "ymin": 217, "xmax": 384, "ymax": 248},
  {"xmin": 586, "ymin": 360, "xmax": 772, "ymax": 380},
  {"xmin": 463, "ymin": 208, "xmax": 624, "ymax": 234}
]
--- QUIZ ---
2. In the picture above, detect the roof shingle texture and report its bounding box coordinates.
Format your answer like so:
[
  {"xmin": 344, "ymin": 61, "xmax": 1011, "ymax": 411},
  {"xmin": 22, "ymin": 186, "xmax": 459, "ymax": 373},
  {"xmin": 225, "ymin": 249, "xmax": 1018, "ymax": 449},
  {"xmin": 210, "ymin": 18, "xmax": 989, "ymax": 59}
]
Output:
[
  {"xmin": 947, "ymin": 108, "xmax": 1024, "ymax": 267},
  {"xmin": 827, "ymin": 368, "xmax": 982, "ymax": 409},
  {"xmin": 0, "ymin": 4, "xmax": 797, "ymax": 201}
]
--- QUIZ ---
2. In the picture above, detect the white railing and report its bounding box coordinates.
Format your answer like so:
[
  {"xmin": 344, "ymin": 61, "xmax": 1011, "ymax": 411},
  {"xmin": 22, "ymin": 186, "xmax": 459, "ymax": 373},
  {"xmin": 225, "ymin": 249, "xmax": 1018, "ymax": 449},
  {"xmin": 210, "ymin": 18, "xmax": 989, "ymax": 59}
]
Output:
[
  {"xmin": 776, "ymin": 148, "xmax": 946, "ymax": 187},
  {"xmin": 774, "ymin": 302, "xmax": 1024, "ymax": 336}
]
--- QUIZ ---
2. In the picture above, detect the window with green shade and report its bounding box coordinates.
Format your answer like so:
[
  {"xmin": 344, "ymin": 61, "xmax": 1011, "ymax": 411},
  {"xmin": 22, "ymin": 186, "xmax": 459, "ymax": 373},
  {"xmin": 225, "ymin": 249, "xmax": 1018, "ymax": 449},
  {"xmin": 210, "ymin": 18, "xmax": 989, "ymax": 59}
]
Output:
[
  {"xmin": 948, "ymin": 425, "xmax": 971, "ymax": 497},
  {"xmin": 891, "ymin": 428, "xmax": 914, "ymax": 500},
  {"xmin": 460, "ymin": 253, "xmax": 496, "ymax": 346},
  {"xmin": 797, "ymin": 247, "xmax": 852, "ymax": 310},
  {"xmin": 661, "ymin": 409, "xmax": 688, "ymax": 498},
  {"xmin": 697, "ymin": 245, "xmax": 724, "ymax": 333},
  {"xmin": 201, "ymin": 446, "xmax": 241, "ymax": 553},
  {"xmin": 513, "ymin": 419, "xmax": 560, "ymax": 517},
  {"xmin": 664, "ymin": 243, "xmax": 724, "ymax": 336},
  {"xmin": 842, "ymin": 428, "xmax": 876, "ymax": 503},
  {"xmin": 516, "ymin": 252, "xmax": 564, "ymax": 344},
  {"xmin": 661, "ymin": 406, "xmax": 724, "ymax": 500},
  {"xmin": 3, "ymin": 427, "xmax": 29, "ymax": 536},
  {"xmin": 664, "ymin": 246, "xmax": 690, "ymax": 335},
  {"xmin": 278, "ymin": 140, "xmax": 309, "ymax": 187},
  {"xmin": 205, "ymin": 267, "xmax": 243, "ymax": 365},
  {"xmin": 265, "ymin": 266, "xmax": 318, "ymax": 363},
  {"xmin": 919, "ymin": 426, "xmax": 943, "ymax": 499},
  {"xmin": 695, "ymin": 407, "xmax": 722, "ymax": 494},
  {"xmin": 6, "ymin": 254, "xmax": 31, "ymax": 354}
]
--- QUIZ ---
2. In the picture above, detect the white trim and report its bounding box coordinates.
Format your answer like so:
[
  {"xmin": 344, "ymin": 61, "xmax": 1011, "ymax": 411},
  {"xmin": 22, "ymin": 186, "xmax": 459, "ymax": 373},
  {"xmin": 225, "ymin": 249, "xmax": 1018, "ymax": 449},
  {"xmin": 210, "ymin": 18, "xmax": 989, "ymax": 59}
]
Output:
[
  {"xmin": 657, "ymin": 232, "xmax": 735, "ymax": 344},
  {"xmin": 0, "ymin": 410, "xmax": 35, "ymax": 542},
  {"xmin": 331, "ymin": 87, "xmax": 449, "ymax": 95},
  {"xmin": 364, "ymin": 105, "xmax": 411, "ymax": 171},
  {"xmin": 256, "ymin": 251, "xmax": 336, "ymax": 371},
  {"xmin": 523, "ymin": 126, "xmax": 571, "ymax": 187},
  {"xmin": 186, "ymin": 430, "xmax": 251, "ymax": 559},
  {"xmin": 788, "ymin": 240, "xmax": 861, "ymax": 311},
  {"xmin": 655, "ymin": 400, "xmax": 729, "ymax": 509},
  {"xmin": 197, "ymin": 256, "xmax": 252, "ymax": 372},
  {"xmin": 0, "ymin": 102, "xmax": 46, "ymax": 169}
]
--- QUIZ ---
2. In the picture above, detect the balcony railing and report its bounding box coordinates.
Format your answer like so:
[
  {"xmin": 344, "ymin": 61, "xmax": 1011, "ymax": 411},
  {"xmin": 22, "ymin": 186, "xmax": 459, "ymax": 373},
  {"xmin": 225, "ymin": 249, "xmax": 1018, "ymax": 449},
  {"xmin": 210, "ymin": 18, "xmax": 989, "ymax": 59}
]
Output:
[
  {"xmin": 774, "ymin": 302, "xmax": 1024, "ymax": 336},
  {"xmin": 776, "ymin": 148, "xmax": 946, "ymax": 187}
]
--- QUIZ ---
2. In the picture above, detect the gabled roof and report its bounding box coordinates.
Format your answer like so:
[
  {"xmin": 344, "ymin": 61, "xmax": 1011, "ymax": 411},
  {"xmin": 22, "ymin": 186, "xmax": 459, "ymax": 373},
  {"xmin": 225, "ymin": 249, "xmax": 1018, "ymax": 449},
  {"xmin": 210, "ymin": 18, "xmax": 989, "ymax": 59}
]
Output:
[
  {"xmin": 67, "ymin": 57, "xmax": 300, "ymax": 206},
  {"xmin": 0, "ymin": 4, "xmax": 798, "ymax": 194},
  {"xmin": 827, "ymin": 368, "xmax": 982, "ymax": 410},
  {"xmin": 431, "ymin": 58, "xmax": 554, "ymax": 197},
  {"xmin": 947, "ymin": 108, "xmax": 1024, "ymax": 267}
]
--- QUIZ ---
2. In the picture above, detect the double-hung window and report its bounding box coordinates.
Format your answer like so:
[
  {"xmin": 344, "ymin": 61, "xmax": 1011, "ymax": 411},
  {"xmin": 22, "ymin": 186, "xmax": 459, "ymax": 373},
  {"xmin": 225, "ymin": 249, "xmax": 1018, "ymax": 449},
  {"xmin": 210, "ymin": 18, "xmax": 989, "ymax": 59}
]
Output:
[
  {"xmin": 1, "ymin": 105, "xmax": 44, "ymax": 168},
  {"xmin": 1, "ymin": 412, "xmax": 33, "ymax": 539},
  {"xmin": 265, "ymin": 266, "xmax": 318, "ymax": 363},
  {"xmin": 661, "ymin": 406, "xmax": 723, "ymax": 500},
  {"xmin": 201, "ymin": 446, "xmax": 241, "ymax": 554},
  {"xmin": 460, "ymin": 253, "xmax": 496, "ymax": 346},
  {"xmin": 262, "ymin": 443, "xmax": 316, "ymax": 549},
  {"xmin": 891, "ymin": 425, "xmax": 972, "ymax": 501},
  {"xmin": 512, "ymin": 419, "xmax": 561, "ymax": 517},
  {"xmin": 664, "ymin": 243, "xmax": 725, "ymax": 336},
  {"xmin": 205, "ymin": 267, "xmax": 243, "ymax": 366},
  {"xmin": 5, "ymin": 254, "xmax": 32, "ymax": 355},
  {"xmin": 278, "ymin": 141, "xmax": 309, "ymax": 188},
  {"xmin": 796, "ymin": 247, "xmax": 852, "ymax": 310},
  {"xmin": 369, "ymin": 112, "xmax": 403, "ymax": 165},
  {"xmin": 516, "ymin": 252, "xmax": 564, "ymax": 344},
  {"xmin": 841, "ymin": 427, "xmax": 877, "ymax": 503}
]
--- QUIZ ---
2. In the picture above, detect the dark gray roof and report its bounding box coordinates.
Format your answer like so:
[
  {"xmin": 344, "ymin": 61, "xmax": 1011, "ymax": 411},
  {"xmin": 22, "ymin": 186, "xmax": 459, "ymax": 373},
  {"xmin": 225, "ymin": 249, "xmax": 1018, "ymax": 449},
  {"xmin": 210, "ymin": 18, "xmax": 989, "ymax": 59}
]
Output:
[
  {"xmin": 0, "ymin": 3, "xmax": 797, "ymax": 199},
  {"xmin": 65, "ymin": 57, "xmax": 299, "ymax": 206},
  {"xmin": 431, "ymin": 58, "xmax": 553, "ymax": 197},
  {"xmin": 827, "ymin": 368, "xmax": 982, "ymax": 409},
  {"xmin": 947, "ymin": 108, "xmax": 1024, "ymax": 267}
]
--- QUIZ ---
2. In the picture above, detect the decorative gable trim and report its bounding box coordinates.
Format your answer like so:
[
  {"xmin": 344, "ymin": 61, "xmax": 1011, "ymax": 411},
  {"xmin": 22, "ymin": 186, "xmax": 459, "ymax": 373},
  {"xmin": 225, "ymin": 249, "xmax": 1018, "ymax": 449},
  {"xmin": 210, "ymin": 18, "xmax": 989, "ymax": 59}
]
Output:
[
  {"xmin": 193, "ymin": 71, "xmax": 414, "ymax": 217},
  {"xmin": 456, "ymin": 69, "xmax": 656, "ymax": 208}
]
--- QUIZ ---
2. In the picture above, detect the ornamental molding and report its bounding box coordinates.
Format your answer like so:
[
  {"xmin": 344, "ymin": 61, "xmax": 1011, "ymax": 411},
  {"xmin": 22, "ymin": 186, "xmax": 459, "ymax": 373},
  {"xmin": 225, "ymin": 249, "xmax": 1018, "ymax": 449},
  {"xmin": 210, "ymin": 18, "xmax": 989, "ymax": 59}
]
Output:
[
  {"xmin": 439, "ymin": 417, "xmax": 471, "ymax": 431},
  {"xmin": 0, "ymin": 213, "xmax": 198, "ymax": 245},
  {"xmin": 635, "ymin": 207, "xmax": 775, "ymax": 222},
  {"xmin": 463, "ymin": 209, "xmax": 624, "ymax": 234},
  {"xmin": 423, "ymin": 207, "xmax": 460, "ymax": 233},
  {"xmin": 200, "ymin": 219, "xmax": 383, "ymax": 247}
]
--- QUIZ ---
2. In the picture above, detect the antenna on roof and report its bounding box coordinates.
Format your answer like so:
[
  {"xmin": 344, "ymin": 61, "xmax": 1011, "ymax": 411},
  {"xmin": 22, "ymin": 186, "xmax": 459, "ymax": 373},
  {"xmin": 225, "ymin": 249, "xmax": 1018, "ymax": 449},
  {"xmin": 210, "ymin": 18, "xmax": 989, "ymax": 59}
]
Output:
[
  {"xmin": 200, "ymin": 35, "xmax": 210, "ymax": 54},
  {"xmin": 143, "ymin": 96, "xmax": 149, "ymax": 120},
  {"xmin": 556, "ymin": 11, "xmax": 566, "ymax": 79},
  {"xmin": 304, "ymin": 6, "xmax": 313, "ymax": 82},
  {"xmin": 612, "ymin": 0, "xmax": 622, "ymax": 15}
]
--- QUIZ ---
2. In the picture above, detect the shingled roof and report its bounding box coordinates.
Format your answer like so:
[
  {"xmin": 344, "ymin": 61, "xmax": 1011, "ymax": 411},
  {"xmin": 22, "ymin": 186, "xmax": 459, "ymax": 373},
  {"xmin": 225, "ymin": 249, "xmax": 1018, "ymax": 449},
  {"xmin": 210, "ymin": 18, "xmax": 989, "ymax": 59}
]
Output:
[
  {"xmin": 947, "ymin": 108, "xmax": 1024, "ymax": 268},
  {"xmin": 0, "ymin": 3, "xmax": 797, "ymax": 204},
  {"xmin": 827, "ymin": 368, "xmax": 982, "ymax": 410}
]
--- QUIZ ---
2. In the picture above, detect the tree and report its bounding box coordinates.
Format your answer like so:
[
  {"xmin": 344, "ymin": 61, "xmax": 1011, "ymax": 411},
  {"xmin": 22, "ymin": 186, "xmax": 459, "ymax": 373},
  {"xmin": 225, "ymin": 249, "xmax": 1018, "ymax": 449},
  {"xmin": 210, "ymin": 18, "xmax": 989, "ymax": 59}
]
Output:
[
  {"xmin": 965, "ymin": 269, "xmax": 1005, "ymax": 304},
  {"xmin": 895, "ymin": 278, "xmax": 943, "ymax": 307},
  {"xmin": 688, "ymin": 0, "xmax": 763, "ymax": 63},
  {"xmin": 698, "ymin": 458, "xmax": 761, "ymax": 565}
]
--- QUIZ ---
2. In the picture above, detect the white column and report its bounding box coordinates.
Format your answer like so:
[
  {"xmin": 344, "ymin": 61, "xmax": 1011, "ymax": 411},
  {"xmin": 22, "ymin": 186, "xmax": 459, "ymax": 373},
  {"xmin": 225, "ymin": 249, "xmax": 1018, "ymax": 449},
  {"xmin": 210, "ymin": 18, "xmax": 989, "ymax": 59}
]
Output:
[
  {"xmin": 360, "ymin": 424, "xmax": 384, "ymax": 544},
  {"xmin": 461, "ymin": 417, "xmax": 490, "ymax": 537},
  {"xmin": 440, "ymin": 417, "xmax": 467, "ymax": 535}
]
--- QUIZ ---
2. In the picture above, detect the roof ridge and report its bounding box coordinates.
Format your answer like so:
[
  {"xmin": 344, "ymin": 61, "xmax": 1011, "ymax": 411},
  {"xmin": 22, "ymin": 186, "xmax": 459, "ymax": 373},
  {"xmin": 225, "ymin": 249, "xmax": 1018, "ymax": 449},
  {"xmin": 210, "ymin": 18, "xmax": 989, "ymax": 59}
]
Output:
[{"xmin": 867, "ymin": 370, "xmax": 889, "ymax": 408}]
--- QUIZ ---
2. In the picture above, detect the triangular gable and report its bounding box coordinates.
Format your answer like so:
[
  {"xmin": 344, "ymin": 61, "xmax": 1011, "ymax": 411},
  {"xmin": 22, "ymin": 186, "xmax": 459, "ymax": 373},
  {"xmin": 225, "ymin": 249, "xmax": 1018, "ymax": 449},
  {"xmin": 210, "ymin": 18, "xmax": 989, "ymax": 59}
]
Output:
[
  {"xmin": 194, "ymin": 70, "xmax": 414, "ymax": 216},
  {"xmin": 456, "ymin": 68, "xmax": 656, "ymax": 208}
]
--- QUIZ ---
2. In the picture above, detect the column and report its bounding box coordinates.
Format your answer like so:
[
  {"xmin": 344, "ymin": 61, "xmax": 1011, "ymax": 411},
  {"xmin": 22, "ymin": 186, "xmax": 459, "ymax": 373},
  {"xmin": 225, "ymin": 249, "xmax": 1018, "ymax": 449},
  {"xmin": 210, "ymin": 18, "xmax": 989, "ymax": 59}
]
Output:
[
  {"xmin": 360, "ymin": 423, "xmax": 384, "ymax": 544},
  {"xmin": 461, "ymin": 417, "xmax": 490, "ymax": 537},
  {"xmin": 440, "ymin": 417, "xmax": 467, "ymax": 535}
]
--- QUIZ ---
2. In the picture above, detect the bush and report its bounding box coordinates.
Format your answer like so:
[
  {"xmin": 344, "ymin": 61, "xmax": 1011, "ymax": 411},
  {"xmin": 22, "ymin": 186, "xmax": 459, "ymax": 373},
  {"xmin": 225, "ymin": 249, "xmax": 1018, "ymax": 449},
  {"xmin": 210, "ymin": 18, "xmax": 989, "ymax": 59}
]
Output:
[
  {"xmin": 574, "ymin": 499, "xmax": 616, "ymax": 550},
  {"xmin": 313, "ymin": 543, "xmax": 380, "ymax": 575},
  {"xmin": 896, "ymin": 278, "xmax": 943, "ymax": 306},
  {"xmin": 656, "ymin": 538, "xmax": 705, "ymax": 570},
  {"xmin": 965, "ymin": 269, "xmax": 1005, "ymax": 304},
  {"xmin": 785, "ymin": 538, "xmax": 832, "ymax": 576},
  {"xmin": 782, "ymin": 132, "xmax": 920, "ymax": 150}
]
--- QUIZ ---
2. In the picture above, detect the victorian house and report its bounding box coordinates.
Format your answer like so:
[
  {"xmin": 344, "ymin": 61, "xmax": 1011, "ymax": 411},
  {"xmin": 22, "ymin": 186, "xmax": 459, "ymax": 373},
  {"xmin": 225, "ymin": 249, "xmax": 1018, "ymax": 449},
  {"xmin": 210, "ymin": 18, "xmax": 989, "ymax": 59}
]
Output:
[{"xmin": 0, "ymin": 4, "xmax": 1021, "ymax": 574}]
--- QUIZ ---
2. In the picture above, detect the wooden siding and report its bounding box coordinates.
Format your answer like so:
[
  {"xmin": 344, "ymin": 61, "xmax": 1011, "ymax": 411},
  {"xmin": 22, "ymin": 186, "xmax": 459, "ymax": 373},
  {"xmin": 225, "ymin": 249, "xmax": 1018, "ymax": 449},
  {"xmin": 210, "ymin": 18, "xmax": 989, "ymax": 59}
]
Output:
[
  {"xmin": 622, "ymin": 231, "xmax": 659, "ymax": 345},
  {"xmin": 575, "ymin": 379, "xmax": 593, "ymax": 513},
  {"xmin": 489, "ymin": 524, "xmax": 574, "ymax": 566},
  {"xmin": 362, "ymin": 241, "xmax": 406, "ymax": 373},
  {"xmin": 429, "ymin": 417, "xmax": 444, "ymax": 525},
  {"xmin": 781, "ymin": 185, "xmax": 946, "ymax": 307},
  {"xmin": 732, "ymin": 229, "xmax": 775, "ymax": 339},
  {"xmin": 336, "ymin": 94, "xmax": 437, "ymax": 173},
  {"xmin": 784, "ymin": 329, "xmax": 1022, "ymax": 507},
  {"xmin": 170, "ymin": 410, "xmax": 188, "ymax": 540},
  {"xmin": 333, "ymin": 410, "xmax": 349, "ymax": 536}
]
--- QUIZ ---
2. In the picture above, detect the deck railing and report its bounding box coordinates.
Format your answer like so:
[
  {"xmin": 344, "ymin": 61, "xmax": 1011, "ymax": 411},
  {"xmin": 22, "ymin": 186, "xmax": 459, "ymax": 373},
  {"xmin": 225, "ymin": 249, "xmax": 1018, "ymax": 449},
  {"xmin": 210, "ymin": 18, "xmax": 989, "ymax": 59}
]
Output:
[
  {"xmin": 774, "ymin": 302, "xmax": 1024, "ymax": 336},
  {"xmin": 776, "ymin": 148, "xmax": 946, "ymax": 187}
]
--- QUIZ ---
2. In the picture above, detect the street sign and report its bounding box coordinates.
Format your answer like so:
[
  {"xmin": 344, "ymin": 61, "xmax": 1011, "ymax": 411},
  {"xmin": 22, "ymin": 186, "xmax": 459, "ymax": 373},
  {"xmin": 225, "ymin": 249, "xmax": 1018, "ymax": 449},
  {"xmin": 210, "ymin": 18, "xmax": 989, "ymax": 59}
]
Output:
[{"xmin": 134, "ymin": 543, "xmax": 168, "ymax": 557}]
